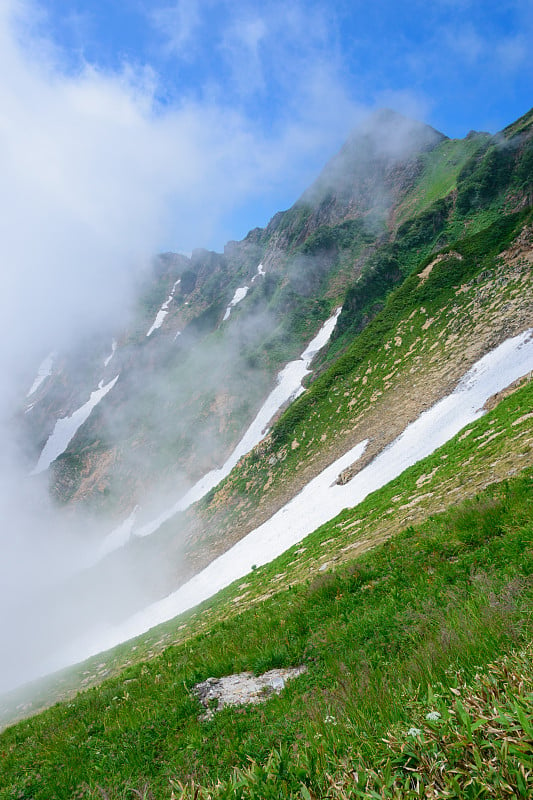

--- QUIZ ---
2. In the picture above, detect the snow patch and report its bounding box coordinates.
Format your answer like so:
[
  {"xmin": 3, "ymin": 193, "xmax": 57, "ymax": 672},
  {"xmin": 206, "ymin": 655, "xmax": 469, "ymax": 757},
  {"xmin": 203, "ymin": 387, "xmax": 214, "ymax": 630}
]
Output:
[
  {"xmin": 251, "ymin": 262, "xmax": 265, "ymax": 283},
  {"xmin": 51, "ymin": 329, "xmax": 533, "ymax": 666},
  {"xmin": 223, "ymin": 286, "xmax": 249, "ymax": 321},
  {"xmin": 97, "ymin": 309, "xmax": 340, "ymax": 554},
  {"xmin": 26, "ymin": 352, "xmax": 56, "ymax": 398},
  {"xmin": 146, "ymin": 279, "xmax": 180, "ymax": 337},
  {"xmin": 95, "ymin": 507, "xmax": 139, "ymax": 562},
  {"xmin": 31, "ymin": 375, "xmax": 119, "ymax": 475},
  {"xmin": 103, "ymin": 340, "xmax": 117, "ymax": 368}
]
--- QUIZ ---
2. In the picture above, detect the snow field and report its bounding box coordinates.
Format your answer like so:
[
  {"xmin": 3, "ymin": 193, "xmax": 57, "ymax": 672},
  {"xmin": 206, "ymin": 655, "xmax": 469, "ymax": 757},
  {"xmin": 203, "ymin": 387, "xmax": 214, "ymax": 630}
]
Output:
[
  {"xmin": 100, "ymin": 308, "xmax": 342, "ymax": 547},
  {"xmin": 223, "ymin": 286, "xmax": 249, "ymax": 321},
  {"xmin": 52, "ymin": 329, "xmax": 533, "ymax": 670},
  {"xmin": 31, "ymin": 375, "xmax": 119, "ymax": 475}
]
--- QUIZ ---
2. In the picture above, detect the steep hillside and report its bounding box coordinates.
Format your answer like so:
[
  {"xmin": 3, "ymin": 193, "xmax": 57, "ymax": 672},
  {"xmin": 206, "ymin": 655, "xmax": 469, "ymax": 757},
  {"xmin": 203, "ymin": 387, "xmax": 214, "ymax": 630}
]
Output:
[
  {"xmin": 2, "ymin": 107, "xmax": 531, "ymax": 797},
  {"xmin": 111, "ymin": 210, "xmax": 532, "ymax": 602},
  {"xmin": 21, "ymin": 109, "xmax": 532, "ymax": 536},
  {"xmin": 1, "ymin": 381, "xmax": 532, "ymax": 796},
  {"xmin": 21, "ymin": 110, "xmax": 451, "ymax": 520}
]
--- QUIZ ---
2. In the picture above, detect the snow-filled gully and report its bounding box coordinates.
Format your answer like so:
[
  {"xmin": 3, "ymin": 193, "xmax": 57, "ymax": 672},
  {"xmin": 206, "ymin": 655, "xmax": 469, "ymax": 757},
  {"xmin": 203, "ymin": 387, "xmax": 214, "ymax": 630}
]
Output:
[
  {"xmin": 31, "ymin": 376, "xmax": 119, "ymax": 475},
  {"xmin": 223, "ymin": 286, "xmax": 249, "ymax": 321},
  {"xmin": 98, "ymin": 307, "xmax": 342, "ymax": 552},
  {"xmin": 53, "ymin": 328, "xmax": 533, "ymax": 672},
  {"xmin": 223, "ymin": 262, "xmax": 265, "ymax": 321},
  {"xmin": 26, "ymin": 352, "xmax": 56, "ymax": 399},
  {"xmin": 103, "ymin": 339, "xmax": 117, "ymax": 368},
  {"xmin": 146, "ymin": 279, "xmax": 181, "ymax": 337}
]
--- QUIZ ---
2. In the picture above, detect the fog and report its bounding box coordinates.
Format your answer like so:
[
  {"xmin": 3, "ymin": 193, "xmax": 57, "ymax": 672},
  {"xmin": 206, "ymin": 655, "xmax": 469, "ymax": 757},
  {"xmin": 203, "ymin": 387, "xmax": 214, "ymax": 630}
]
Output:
[
  {"xmin": 0, "ymin": 0, "xmax": 370, "ymax": 694},
  {"xmin": 0, "ymin": 0, "xmax": 467, "ymax": 698}
]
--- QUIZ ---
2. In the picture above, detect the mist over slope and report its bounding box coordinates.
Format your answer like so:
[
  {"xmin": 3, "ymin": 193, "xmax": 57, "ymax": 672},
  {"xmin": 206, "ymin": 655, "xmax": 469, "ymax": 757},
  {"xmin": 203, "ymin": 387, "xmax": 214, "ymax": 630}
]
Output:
[{"xmin": 2, "ymin": 106, "xmax": 532, "ymax": 707}]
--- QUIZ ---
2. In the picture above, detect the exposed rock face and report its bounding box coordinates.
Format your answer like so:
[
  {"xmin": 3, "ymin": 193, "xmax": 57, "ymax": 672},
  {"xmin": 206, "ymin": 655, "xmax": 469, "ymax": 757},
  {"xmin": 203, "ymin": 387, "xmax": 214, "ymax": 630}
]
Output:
[
  {"xmin": 259, "ymin": 111, "xmax": 447, "ymax": 261},
  {"xmin": 299, "ymin": 109, "xmax": 446, "ymax": 225},
  {"xmin": 192, "ymin": 666, "xmax": 307, "ymax": 719}
]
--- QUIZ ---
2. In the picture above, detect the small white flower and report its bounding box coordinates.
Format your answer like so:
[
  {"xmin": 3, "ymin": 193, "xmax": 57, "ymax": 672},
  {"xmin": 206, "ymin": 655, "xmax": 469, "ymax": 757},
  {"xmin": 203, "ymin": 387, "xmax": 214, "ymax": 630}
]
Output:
[
  {"xmin": 425, "ymin": 711, "xmax": 441, "ymax": 722},
  {"xmin": 324, "ymin": 715, "xmax": 337, "ymax": 725},
  {"xmin": 407, "ymin": 727, "xmax": 422, "ymax": 737}
]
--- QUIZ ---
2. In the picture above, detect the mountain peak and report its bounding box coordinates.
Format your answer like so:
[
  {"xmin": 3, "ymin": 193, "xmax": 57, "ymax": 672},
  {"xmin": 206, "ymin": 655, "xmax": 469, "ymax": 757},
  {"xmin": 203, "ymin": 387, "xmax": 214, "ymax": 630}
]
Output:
[
  {"xmin": 298, "ymin": 109, "xmax": 446, "ymax": 225},
  {"xmin": 352, "ymin": 107, "xmax": 446, "ymax": 150}
]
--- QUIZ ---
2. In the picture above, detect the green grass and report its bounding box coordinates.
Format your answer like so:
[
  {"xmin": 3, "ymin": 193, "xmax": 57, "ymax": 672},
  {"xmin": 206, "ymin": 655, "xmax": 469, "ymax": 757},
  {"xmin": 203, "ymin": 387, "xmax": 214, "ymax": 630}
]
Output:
[
  {"xmin": 5, "ymin": 368, "xmax": 531, "ymax": 736},
  {"xmin": 192, "ymin": 206, "xmax": 531, "ymax": 535},
  {"xmin": 175, "ymin": 643, "xmax": 533, "ymax": 799},
  {"xmin": 1, "ymin": 463, "xmax": 532, "ymax": 798},
  {"xmin": 276, "ymin": 209, "xmax": 529, "ymax": 439},
  {"xmin": 395, "ymin": 136, "xmax": 489, "ymax": 225},
  {"xmin": 6, "ymin": 112, "xmax": 532, "ymax": 798}
]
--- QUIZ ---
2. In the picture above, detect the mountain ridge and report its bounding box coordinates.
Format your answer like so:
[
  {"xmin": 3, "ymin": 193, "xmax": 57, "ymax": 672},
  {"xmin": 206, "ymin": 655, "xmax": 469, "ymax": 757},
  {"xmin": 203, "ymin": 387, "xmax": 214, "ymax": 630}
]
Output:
[{"xmin": 5, "ymin": 105, "xmax": 532, "ymax": 721}]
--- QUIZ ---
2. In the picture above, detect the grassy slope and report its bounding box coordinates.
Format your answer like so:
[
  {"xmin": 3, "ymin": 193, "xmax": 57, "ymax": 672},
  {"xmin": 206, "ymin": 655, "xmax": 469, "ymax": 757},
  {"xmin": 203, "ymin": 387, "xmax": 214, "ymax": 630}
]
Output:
[
  {"xmin": 1, "ymin": 369, "xmax": 532, "ymax": 797},
  {"xmin": 4, "ymin": 212, "xmax": 528, "ymax": 716},
  {"xmin": 31, "ymin": 208, "xmax": 530, "ymax": 684},
  {"xmin": 162, "ymin": 209, "xmax": 532, "ymax": 569},
  {"xmin": 393, "ymin": 135, "xmax": 489, "ymax": 226},
  {"xmin": 2, "ymin": 113, "xmax": 531, "ymax": 797}
]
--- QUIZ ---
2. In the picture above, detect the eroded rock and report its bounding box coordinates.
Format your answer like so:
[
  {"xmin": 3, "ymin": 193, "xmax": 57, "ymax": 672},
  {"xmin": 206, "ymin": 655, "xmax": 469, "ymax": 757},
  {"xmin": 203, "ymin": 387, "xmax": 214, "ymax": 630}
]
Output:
[{"xmin": 192, "ymin": 666, "xmax": 307, "ymax": 719}]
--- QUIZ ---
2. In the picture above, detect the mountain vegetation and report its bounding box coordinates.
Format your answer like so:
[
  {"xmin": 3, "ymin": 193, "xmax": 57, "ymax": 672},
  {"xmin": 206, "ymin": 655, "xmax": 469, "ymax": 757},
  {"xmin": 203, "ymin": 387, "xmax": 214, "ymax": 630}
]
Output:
[{"xmin": 2, "ymin": 107, "xmax": 532, "ymax": 797}]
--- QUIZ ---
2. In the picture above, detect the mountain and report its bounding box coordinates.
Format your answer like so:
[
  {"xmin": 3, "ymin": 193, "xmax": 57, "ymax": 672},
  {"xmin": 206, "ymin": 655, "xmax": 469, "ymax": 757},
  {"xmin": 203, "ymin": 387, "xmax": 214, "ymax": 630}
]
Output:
[
  {"xmin": 1, "ymin": 107, "xmax": 532, "ymax": 798},
  {"xmin": 20, "ymin": 111, "xmax": 443, "ymax": 516}
]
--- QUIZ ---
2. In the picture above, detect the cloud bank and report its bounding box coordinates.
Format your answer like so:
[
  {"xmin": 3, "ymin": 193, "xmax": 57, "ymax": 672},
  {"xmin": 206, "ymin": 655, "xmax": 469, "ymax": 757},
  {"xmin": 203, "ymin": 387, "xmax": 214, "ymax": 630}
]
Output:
[
  {"xmin": 0, "ymin": 0, "xmax": 365, "ymax": 693},
  {"xmin": 1, "ymin": 0, "xmax": 366, "ymax": 375}
]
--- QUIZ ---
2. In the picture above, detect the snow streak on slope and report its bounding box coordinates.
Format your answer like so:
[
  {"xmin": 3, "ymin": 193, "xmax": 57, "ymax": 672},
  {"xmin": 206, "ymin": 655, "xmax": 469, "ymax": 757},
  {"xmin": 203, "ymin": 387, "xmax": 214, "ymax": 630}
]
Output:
[
  {"xmin": 53, "ymin": 329, "xmax": 533, "ymax": 669},
  {"xmin": 31, "ymin": 376, "xmax": 119, "ymax": 475},
  {"xmin": 26, "ymin": 352, "xmax": 56, "ymax": 398},
  {"xmin": 251, "ymin": 262, "xmax": 265, "ymax": 283},
  {"xmin": 223, "ymin": 286, "xmax": 249, "ymax": 321},
  {"xmin": 97, "ymin": 308, "xmax": 342, "ymax": 554},
  {"xmin": 97, "ymin": 507, "xmax": 139, "ymax": 560},
  {"xmin": 146, "ymin": 280, "xmax": 181, "ymax": 337},
  {"xmin": 103, "ymin": 340, "xmax": 117, "ymax": 368},
  {"xmin": 223, "ymin": 262, "xmax": 265, "ymax": 320}
]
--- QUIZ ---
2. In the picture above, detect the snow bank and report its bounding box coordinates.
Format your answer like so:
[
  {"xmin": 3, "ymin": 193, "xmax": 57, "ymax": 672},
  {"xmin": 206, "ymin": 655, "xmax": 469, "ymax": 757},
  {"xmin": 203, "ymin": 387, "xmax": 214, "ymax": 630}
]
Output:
[
  {"xmin": 95, "ymin": 507, "xmax": 138, "ymax": 561},
  {"xmin": 31, "ymin": 375, "xmax": 119, "ymax": 475},
  {"xmin": 251, "ymin": 262, "xmax": 265, "ymax": 283},
  {"xmin": 52, "ymin": 329, "xmax": 533, "ymax": 667},
  {"xmin": 98, "ymin": 309, "xmax": 341, "ymax": 553},
  {"xmin": 26, "ymin": 352, "xmax": 56, "ymax": 398}
]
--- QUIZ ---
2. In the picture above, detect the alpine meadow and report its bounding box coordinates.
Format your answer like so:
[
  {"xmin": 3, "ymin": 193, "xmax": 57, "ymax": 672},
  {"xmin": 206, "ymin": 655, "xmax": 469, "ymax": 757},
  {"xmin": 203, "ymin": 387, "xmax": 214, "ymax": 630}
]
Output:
[{"xmin": 1, "ymin": 102, "xmax": 533, "ymax": 799}]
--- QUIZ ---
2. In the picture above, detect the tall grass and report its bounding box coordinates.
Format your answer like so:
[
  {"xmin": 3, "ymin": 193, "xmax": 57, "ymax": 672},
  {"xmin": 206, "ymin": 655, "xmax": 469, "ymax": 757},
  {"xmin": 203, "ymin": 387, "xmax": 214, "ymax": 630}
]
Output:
[{"xmin": 1, "ymin": 471, "xmax": 532, "ymax": 799}]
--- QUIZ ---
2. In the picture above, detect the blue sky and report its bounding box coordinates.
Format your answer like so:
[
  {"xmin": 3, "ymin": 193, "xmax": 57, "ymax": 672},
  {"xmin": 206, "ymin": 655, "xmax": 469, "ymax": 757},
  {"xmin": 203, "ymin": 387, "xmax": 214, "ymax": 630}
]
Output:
[
  {"xmin": 23, "ymin": 0, "xmax": 531, "ymax": 248},
  {"xmin": 34, "ymin": 1, "xmax": 532, "ymax": 132},
  {"xmin": 0, "ymin": 0, "xmax": 531, "ymax": 364}
]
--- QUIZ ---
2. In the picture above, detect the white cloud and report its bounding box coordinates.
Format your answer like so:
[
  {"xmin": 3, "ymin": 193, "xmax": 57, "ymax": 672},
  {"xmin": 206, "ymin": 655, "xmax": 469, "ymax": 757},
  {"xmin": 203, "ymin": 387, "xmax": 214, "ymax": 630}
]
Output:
[
  {"xmin": 443, "ymin": 23, "xmax": 485, "ymax": 64},
  {"xmin": 221, "ymin": 15, "xmax": 268, "ymax": 95},
  {"xmin": 495, "ymin": 35, "xmax": 528, "ymax": 72},
  {"xmin": 0, "ymin": 1, "xmax": 371, "ymax": 695},
  {"xmin": 0, "ymin": 1, "xmax": 356, "ymax": 379},
  {"xmin": 150, "ymin": 0, "xmax": 201, "ymax": 57}
]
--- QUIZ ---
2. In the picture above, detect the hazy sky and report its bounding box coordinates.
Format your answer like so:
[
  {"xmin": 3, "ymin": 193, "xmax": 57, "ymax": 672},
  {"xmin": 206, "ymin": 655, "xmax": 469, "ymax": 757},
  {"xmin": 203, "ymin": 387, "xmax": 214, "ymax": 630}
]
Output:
[{"xmin": 11, "ymin": 0, "xmax": 533, "ymax": 251}]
